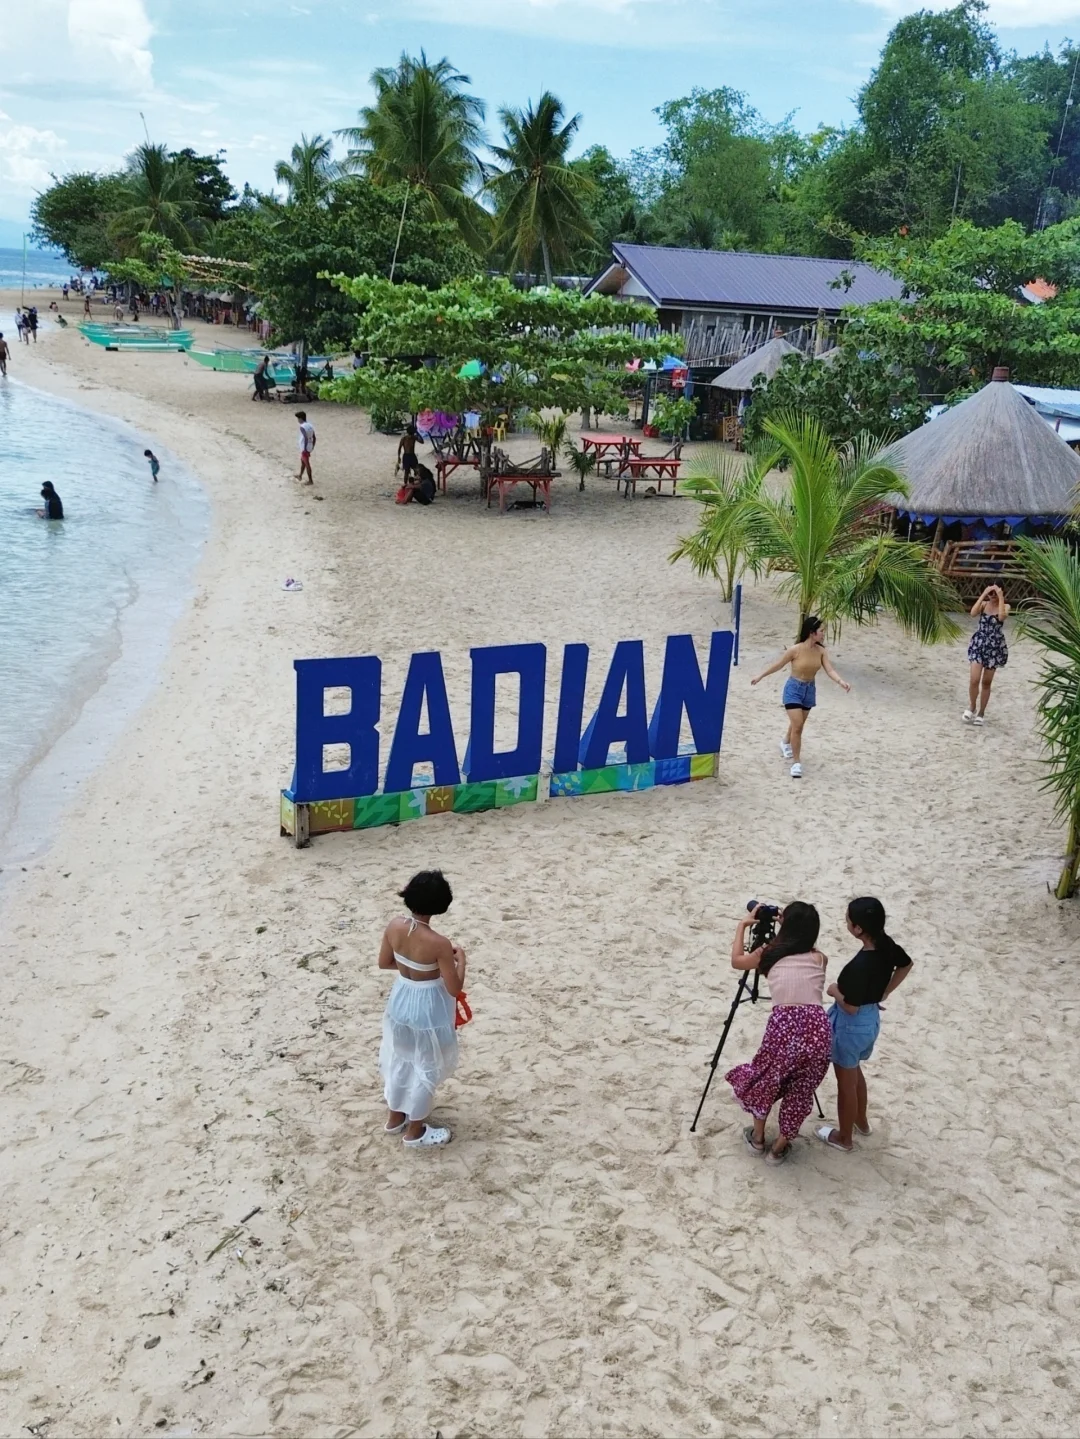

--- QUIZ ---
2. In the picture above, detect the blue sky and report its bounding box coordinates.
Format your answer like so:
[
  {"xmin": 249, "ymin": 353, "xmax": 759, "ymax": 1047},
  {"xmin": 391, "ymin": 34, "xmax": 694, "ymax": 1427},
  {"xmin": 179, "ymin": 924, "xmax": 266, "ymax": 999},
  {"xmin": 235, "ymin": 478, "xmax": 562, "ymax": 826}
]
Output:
[{"xmin": 1, "ymin": 0, "xmax": 1079, "ymax": 249}]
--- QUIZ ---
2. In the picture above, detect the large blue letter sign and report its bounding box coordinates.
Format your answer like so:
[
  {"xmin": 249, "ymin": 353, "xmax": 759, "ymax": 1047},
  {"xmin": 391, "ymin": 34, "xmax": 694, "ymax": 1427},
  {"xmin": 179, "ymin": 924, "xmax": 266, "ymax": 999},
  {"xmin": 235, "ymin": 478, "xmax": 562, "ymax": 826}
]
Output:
[
  {"xmin": 579, "ymin": 639, "xmax": 651, "ymax": 769},
  {"xmin": 552, "ymin": 643, "xmax": 589, "ymax": 775},
  {"xmin": 293, "ymin": 656, "xmax": 381, "ymax": 802},
  {"xmin": 384, "ymin": 651, "xmax": 462, "ymax": 792},
  {"xmin": 464, "ymin": 643, "xmax": 547, "ymax": 782},
  {"xmin": 649, "ymin": 631, "xmax": 734, "ymax": 759}
]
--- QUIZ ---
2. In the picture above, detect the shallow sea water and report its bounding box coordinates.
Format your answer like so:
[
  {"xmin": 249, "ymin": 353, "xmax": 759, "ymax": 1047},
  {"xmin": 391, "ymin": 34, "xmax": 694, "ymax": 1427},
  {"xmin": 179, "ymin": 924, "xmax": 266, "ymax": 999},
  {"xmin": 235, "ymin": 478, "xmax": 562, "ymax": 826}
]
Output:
[{"xmin": 0, "ymin": 371, "xmax": 208, "ymax": 862}]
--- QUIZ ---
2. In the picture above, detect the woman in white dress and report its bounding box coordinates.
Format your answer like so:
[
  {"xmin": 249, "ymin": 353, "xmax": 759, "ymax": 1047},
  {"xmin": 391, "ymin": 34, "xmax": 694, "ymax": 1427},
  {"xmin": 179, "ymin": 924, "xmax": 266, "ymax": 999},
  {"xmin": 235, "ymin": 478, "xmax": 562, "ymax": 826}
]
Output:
[{"xmin": 378, "ymin": 870, "xmax": 466, "ymax": 1148}]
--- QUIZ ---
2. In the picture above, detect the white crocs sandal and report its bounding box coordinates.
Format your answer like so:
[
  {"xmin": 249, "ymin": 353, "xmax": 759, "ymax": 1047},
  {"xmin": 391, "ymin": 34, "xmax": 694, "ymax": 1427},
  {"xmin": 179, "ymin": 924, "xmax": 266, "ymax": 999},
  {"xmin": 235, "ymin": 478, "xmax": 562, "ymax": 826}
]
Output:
[
  {"xmin": 402, "ymin": 1124, "xmax": 452, "ymax": 1148},
  {"xmin": 816, "ymin": 1125, "xmax": 853, "ymax": 1151},
  {"xmin": 384, "ymin": 1119, "xmax": 406, "ymax": 1134}
]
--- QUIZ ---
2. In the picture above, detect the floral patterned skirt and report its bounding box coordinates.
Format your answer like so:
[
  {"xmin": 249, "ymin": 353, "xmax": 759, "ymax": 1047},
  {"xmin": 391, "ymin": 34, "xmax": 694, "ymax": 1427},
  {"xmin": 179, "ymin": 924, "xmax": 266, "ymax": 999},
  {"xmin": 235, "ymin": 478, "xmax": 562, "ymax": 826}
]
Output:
[{"xmin": 726, "ymin": 1005, "xmax": 832, "ymax": 1140}]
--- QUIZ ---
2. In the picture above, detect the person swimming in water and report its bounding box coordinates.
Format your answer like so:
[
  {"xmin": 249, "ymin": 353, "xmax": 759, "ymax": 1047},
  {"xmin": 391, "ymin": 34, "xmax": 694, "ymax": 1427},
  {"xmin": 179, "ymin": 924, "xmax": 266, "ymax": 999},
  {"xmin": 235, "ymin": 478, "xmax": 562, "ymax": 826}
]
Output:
[
  {"xmin": 750, "ymin": 616, "xmax": 850, "ymax": 779},
  {"xmin": 37, "ymin": 481, "xmax": 64, "ymax": 520}
]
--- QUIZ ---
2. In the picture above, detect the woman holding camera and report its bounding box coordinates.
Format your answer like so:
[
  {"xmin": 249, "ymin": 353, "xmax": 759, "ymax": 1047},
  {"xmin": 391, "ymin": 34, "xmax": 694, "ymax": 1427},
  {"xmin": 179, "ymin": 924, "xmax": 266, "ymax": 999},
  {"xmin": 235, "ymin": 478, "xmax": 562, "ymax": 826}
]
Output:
[
  {"xmin": 817, "ymin": 896, "xmax": 912, "ymax": 1152},
  {"xmin": 378, "ymin": 869, "xmax": 467, "ymax": 1148},
  {"xmin": 725, "ymin": 902, "xmax": 832, "ymax": 1164},
  {"xmin": 965, "ymin": 584, "xmax": 1009, "ymax": 725}
]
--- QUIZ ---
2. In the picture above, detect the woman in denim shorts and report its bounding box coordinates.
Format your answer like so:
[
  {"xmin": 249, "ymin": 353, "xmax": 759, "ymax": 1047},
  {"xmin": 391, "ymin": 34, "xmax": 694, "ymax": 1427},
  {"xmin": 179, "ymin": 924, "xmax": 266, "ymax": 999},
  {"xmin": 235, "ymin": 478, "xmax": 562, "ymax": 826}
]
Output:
[
  {"xmin": 817, "ymin": 897, "xmax": 913, "ymax": 1152},
  {"xmin": 750, "ymin": 615, "xmax": 850, "ymax": 780}
]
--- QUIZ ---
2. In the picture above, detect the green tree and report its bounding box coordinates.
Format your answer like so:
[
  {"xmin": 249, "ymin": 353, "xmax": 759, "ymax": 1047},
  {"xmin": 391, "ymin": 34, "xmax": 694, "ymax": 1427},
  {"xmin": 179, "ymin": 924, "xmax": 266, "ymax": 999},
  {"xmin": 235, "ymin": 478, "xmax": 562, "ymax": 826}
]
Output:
[
  {"xmin": 322, "ymin": 274, "xmax": 671, "ymax": 450},
  {"xmin": 671, "ymin": 450, "xmax": 761, "ymax": 601},
  {"xmin": 1016, "ymin": 538, "xmax": 1080, "ymax": 898},
  {"xmin": 169, "ymin": 148, "xmax": 237, "ymax": 221},
  {"xmin": 30, "ymin": 170, "xmax": 126, "ymax": 269},
  {"xmin": 672, "ymin": 413, "xmax": 960, "ymax": 640},
  {"xmin": 567, "ymin": 145, "xmax": 645, "ymax": 271},
  {"xmin": 111, "ymin": 143, "xmax": 203, "ymax": 252},
  {"xmin": 744, "ymin": 351, "xmax": 927, "ymax": 448},
  {"xmin": 253, "ymin": 177, "xmax": 476, "ymax": 352},
  {"xmin": 274, "ymin": 134, "xmax": 340, "ymax": 206},
  {"xmin": 338, "ymin": 51, "xmax": 488, "ymax": 259},
  {"xmin": 848, "ymin": 219, "xmax": 1080, "ymax": 397},
  {"xmin": 825, "ymin": 1, "xmax": 1049, "ymax": 237},
  {"xmin": 487, "ymin": 92, "xmax": 594, "ymax": 284}
]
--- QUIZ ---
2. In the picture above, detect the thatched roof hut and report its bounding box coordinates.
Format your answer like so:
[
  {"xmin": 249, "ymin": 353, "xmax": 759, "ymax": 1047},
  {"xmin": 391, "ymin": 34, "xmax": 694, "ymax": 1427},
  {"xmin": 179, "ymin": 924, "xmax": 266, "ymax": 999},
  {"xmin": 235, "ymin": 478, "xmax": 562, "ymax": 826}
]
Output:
[
  {"xmin": 884, "ymin": 371, "xmax": 1080, "ymax": 522},
  {"xmin": 711, "ymin": 337, "xmax": 800, "ymax": 391}
]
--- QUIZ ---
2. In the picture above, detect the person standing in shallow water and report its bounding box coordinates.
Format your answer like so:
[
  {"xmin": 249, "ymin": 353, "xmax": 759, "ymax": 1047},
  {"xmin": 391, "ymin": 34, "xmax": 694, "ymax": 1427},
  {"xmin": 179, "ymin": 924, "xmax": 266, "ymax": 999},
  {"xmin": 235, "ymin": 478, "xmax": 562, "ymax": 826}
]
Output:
[
  {"xmin": 378, "ymin": 869, "xmax": 467, "ymax": 1148},
  {"xmin": 964, "ymin": 584, "xmax": 1009, "ymax": 725},
  {"xmin": 37, "ymin": 482, "xmax": 64, "ymax": 520},
  {"xmin": 750, "ymin": 615, "xmax": 851, "ymax": 779}
]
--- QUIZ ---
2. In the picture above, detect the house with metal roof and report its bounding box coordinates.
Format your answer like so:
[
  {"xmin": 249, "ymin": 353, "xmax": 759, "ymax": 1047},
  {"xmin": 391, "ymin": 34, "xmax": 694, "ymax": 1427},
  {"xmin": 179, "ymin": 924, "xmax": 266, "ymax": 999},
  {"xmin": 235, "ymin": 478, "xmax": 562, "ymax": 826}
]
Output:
[{"xmin": 585, "ymin": 243, "xmax": 904, "ymax": 360}]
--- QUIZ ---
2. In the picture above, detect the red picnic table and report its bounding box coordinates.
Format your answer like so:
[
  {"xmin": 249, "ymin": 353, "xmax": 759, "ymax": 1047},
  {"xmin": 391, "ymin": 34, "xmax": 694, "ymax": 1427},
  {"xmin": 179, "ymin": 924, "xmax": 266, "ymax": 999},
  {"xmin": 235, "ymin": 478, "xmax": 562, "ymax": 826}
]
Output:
[
  {"xmin": 581, "ymin": 434, "xmax": 643, "ymax": 473},
  {"xmin": 486, "ymin": 472, "xmax": 555, "ymax": 513},
  {"xmin": 435, "ymin": 454, "xmax": 481, "ymax": 493},
  {"xmin": 617, "ymin": 454, "xmax": 683, "ymax": 497}
]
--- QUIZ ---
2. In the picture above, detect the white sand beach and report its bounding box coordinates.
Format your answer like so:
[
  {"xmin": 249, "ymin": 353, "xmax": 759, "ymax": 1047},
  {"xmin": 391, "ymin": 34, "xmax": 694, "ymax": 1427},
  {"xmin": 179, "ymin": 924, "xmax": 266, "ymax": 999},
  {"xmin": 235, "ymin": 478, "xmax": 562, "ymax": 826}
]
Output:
[{"xmin": 2, "ymin": 303, "xmax": 1080, "ymax": 1438}]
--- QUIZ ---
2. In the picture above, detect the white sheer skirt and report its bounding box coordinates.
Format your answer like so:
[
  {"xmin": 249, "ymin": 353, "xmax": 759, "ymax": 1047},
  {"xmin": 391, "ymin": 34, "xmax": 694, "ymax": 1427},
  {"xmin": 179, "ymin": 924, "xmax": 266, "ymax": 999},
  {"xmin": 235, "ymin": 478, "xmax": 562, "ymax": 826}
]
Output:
[{"xmin": 380, "ymin": 975, "xmax": 458, "ymax": 1120}]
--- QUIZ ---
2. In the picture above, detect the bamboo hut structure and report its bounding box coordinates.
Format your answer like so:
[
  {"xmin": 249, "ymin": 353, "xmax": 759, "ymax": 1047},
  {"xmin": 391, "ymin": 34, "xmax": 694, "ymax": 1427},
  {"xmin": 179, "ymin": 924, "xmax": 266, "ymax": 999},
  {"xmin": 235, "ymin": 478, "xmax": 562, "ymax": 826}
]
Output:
[
  {"xmin": 710, "ymin": 336, "xmax": 800, "ymax": 391},
  {"xmin": 884, "ymin": 369, "xmax": 1080, "ymax": 602}
]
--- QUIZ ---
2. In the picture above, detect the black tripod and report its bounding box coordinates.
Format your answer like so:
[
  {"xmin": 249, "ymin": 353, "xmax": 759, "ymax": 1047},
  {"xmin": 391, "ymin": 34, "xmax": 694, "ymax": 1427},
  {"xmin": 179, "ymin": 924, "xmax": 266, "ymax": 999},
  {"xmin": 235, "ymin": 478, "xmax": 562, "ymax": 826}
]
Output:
[{"xmin": 690, "ymin": 967, "xmax": 825, "ymax": 1133}]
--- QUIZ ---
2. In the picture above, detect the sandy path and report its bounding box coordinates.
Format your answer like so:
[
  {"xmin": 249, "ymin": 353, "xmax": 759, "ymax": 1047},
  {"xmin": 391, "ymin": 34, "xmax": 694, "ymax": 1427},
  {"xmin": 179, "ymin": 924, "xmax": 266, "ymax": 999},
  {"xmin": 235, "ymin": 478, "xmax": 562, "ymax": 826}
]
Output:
[{"xmin": 1, "ymin": 304, "xmax": 1079, "ymax": 1438}]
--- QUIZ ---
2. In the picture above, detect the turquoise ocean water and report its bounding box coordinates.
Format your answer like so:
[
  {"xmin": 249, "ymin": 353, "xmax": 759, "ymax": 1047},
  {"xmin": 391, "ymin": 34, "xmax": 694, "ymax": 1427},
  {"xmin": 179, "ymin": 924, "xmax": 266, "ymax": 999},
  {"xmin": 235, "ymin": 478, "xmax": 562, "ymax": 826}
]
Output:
[
  {"xmin": 0, "ymin": 365, "xmax": 209, "ymax": 863},
  {"xmin": 0, "ymin": 246, "xmax": 74, "ymax": 291}
]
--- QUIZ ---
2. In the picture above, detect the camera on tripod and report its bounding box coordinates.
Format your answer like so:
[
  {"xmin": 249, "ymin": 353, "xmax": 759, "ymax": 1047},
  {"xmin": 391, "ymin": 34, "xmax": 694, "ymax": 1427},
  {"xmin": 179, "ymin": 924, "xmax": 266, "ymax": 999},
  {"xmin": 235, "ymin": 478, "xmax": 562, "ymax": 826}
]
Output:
[{"xmin": 745, "ymin": 899, "xmax": 781, "ymax": 952}]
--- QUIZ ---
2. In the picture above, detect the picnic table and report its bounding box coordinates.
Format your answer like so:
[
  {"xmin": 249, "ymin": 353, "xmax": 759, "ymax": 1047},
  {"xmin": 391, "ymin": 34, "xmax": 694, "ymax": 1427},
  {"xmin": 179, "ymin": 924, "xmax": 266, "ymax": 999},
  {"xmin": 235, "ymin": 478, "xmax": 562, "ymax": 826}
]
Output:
[
  {"xmin": 581, "ymin": 434, "xmax": 643, "ymax": 473},
  {"xmin": 617, "ymin": 455, "xmax": 683, "ymax": 497},
  {"xmin": 435, "ymin": 454, "xmax": 481, "ymax": 493},
  {"xmin": 486, "ymin": 472, "xmax": 555, "ymax": 514}
]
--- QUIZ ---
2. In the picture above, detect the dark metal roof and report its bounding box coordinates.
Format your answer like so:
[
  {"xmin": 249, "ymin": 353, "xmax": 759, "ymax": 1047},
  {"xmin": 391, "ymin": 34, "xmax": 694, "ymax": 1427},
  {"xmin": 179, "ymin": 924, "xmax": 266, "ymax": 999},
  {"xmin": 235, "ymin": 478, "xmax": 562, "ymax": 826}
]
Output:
[{"xmin": 597, "ymin": 243, "xmax": 904, "ymax": 313}]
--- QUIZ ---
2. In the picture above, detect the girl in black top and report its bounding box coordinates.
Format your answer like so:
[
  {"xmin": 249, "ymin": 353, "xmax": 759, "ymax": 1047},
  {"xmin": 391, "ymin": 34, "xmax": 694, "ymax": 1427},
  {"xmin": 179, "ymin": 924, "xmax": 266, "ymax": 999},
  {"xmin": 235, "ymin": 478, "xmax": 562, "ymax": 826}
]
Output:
[{"xmin": 817, "ymin": 897, "xmax": 912, "ymax": 1152}]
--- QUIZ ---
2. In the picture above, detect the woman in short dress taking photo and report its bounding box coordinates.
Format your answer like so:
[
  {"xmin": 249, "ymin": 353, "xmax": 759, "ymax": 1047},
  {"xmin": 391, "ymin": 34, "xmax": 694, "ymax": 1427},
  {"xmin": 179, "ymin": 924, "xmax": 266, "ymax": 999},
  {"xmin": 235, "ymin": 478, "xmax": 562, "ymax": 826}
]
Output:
[
  {"xmin": 726, "ymin": 902, "xmax": 832, "ymax": 1164},
  {"xmin": 378, "ymin": 869, "xmax": 466, "ymax": 1148},
  {"xmin": 964, "ymin": 583, "xmax": 1009, "ymax": 725}
]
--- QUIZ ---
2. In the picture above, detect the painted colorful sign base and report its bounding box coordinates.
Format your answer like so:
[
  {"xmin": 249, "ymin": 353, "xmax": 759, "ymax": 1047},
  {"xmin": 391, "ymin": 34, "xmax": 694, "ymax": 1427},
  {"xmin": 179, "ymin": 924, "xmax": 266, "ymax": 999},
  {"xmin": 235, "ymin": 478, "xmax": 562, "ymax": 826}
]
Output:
[{"xmin": 280, "ymin": 752, "xmax": 717, "ymax": 839}]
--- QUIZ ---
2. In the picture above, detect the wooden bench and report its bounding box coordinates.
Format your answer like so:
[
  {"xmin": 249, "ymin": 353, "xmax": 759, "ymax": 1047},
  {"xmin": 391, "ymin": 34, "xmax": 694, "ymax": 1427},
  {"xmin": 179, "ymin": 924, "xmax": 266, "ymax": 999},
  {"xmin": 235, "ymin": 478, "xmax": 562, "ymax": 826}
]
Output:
[
  {"xmin": 930, "ymin": 540, "xmax": 1038, "ymax": 604},
  {"xmin": 486, "ymin": 473, "xmax": 554, "ymax": 513},
  {"xmin": 617, "ymin": 456, "xmax": 683, "ymax": 496}
]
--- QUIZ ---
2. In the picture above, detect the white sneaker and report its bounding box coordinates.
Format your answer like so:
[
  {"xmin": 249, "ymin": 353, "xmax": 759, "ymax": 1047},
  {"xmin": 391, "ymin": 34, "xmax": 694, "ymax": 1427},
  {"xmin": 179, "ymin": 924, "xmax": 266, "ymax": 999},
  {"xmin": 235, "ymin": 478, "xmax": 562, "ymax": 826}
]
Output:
[
  {"xmin": 962, "ymin": 710, "xmax": 975, "ymax": 724},
  {"xmin": 780, "ymin": 739, "xmax": 794, "ymax": 760},
  {"xmin": 790, "ymin": 763, "xmax": 803, "ymax": 779},
  {"xmin": 402, "ymin": 1124, "xmax": 452, "ymax": 1147}
]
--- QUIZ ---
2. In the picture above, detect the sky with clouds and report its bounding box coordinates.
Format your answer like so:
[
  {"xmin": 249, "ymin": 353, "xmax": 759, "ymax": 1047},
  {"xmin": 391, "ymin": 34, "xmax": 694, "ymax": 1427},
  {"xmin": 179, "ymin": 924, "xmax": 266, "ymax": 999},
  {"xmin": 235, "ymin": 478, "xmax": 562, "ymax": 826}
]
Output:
[{"xmin": 1, "ymin": 0, "xmax": 1079, "ymax": 247}]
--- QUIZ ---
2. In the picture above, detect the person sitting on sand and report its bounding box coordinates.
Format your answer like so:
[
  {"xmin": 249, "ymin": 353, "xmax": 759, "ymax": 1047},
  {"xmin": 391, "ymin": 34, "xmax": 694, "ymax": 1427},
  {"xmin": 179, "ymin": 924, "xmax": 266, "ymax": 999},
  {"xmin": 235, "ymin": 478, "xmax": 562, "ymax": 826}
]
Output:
[
  {"xmin": 726, "ymin": 902, "xmax": 831, "ymax": 1165},
  {"xmin": 378, "ymin": 870, "xmax": 467, "ymax": 1149},
  {"xmin": 395, "ymin": 462, "xmax": 437, "ymax": 506},
  {"xmin": 816, "ymin": 896, "xmax": 913, "ymax": 1153},
  {"xmin": 750, "ymin": 615, "xmax": 850, "ymax": 780},
  {"xmin": 37, "ymin": 481, "xmax": 64, "ymax": 520},
  {"xmin": 964, "ymin": 584, "xmax": 1009, "ymax": 726},
  {"xmin": 396, "ymin": 425, "xmax": 420, "ymax": 480}
]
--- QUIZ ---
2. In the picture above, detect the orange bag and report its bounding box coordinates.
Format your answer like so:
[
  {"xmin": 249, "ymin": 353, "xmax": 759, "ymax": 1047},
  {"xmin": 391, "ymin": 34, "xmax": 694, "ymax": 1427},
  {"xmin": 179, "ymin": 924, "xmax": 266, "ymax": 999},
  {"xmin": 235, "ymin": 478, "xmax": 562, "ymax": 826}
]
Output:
[{"xmin": 455, "ymin": 992, "xmax": 472, "ymax": 1028}]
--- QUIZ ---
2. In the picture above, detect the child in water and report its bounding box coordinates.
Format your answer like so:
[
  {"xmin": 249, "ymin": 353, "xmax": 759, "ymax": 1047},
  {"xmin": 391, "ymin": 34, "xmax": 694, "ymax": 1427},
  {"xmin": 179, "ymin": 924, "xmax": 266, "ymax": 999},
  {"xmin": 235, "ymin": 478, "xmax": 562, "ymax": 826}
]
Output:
[{"xmin": 144, "ymin": 449, "xmax": 160, "ymax": 482}]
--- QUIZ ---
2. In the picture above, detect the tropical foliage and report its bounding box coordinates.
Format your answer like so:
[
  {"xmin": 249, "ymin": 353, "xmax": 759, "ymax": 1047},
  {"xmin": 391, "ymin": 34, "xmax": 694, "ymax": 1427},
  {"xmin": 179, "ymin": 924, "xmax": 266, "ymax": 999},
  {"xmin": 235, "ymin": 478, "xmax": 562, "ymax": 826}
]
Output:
[
  {"xmin": 1016, "ymin": 539, "xmax": 1080, "ymax": 899},
  {"xmin": 487, "ymin": 93, "xmax": 594, "ymax": 283},
  {"xmin": 673, "ymin": 413, "xmax": 961, "ymax": 640},
  {"xmin": 321, "ymin": 275, "xmax": 670, "ymax": 426},
  {"xmin": 671, "ymin": 450, "xmax": 762, "ymax": 601},
  {"xmin": 274, "ymin": 134, "xmax": 341, "ymax": 206},
  {"xmin": 745, "ymin": 350, "xmax": 927, "ymax": 448}
]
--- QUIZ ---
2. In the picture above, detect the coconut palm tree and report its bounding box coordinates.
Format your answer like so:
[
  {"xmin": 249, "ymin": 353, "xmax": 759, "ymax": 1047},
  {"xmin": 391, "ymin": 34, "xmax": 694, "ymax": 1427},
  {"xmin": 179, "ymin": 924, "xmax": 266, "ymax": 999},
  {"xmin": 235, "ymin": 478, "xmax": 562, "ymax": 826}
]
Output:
[
  {"xmin": 1017, "ymin": 538, "xmax": 1080, "ymax": 898},
  {"xmin": 274, "ymin": 133, "xmax": 340, "ymax": 206},
  {"xmin": 112, "ymin": 143, "xmax": 201, "ymax": 251},
  {"xmin": 486, "ymin": 93, "xmax": 594, "ymax": 285},
  {"xmin": 671, "ymin": 450, "xmax": 762, "ymax": 602},
  {"xmin": 338, "ymin": 52, "xmax": 487, "ymax": 265},
  {"xmin": 672, "ymin": 412, "xmax": 960, "ymax": 641}
]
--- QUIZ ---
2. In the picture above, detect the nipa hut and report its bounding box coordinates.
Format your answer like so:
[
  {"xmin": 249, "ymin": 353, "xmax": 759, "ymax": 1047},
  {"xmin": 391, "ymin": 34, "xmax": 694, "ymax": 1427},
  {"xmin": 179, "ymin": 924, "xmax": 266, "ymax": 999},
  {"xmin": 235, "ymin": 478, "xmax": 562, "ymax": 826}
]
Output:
[
  {"xmin": 710, "ymin": 336, "xmax": 800, "ymax": 391},
  {"xmin": 884, "ymin": 368, "xmax": 1080, "ymax": 602}
]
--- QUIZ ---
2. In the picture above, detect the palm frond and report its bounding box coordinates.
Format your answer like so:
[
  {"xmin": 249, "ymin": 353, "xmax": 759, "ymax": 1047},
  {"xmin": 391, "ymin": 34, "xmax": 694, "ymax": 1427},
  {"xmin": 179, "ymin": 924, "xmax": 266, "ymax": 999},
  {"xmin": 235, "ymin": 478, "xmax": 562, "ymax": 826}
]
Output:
[
  {"xmin": 824, "ymin": 535, "xmax": 962, "ymax": 642},
  {"xmin": 1016, "ymin": 539, "xmax": 1080, "ymax": 831}
]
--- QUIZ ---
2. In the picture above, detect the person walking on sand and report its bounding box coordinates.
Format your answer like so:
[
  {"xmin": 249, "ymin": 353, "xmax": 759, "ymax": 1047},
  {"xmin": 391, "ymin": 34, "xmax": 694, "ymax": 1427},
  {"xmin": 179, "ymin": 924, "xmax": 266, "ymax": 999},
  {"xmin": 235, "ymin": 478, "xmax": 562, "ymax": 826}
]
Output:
[
  {"xmin": 378, "ymin": 869, "xmax": 467, "ymax": 1148},
  {"xmin": 143, "ymin": 449, "xmax": 160, "ymax": 482},
  {"xmin": 816, "ymin": 896, "xmax": 913, "ymax": 1153},
  {"xmin": 750, "ymin": 616, "xmax": 850, "ymax": 779},
  {"xmin": 0, "ymin": 332, "xmax": 9, "ymax": 377},
  {"xmin": 726, "ymin": 902, "xmax": 832, "ymax": 1165},
  {"xmin": 295, "ymin": 410, "xmax": 315, "ymax": 484},
  {"xmin": 964, "ymin": 584, "xmax": 1009, "ymax": 725},
  {"xmin": 396, "ymin": 424, "xmax": 419, "ymax": 480}
]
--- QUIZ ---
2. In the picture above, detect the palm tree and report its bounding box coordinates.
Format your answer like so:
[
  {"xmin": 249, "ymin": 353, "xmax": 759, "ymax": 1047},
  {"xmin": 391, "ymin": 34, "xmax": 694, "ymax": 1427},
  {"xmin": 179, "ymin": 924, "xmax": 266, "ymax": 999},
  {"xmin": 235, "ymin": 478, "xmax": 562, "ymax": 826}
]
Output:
[
  {"xmin": 338, "ymin": 52, "xmax": 487, "ymax": 266},
  {"xmin": 112, "ymin": 143, "xmax": 201, "ymax": 251},
  {"xmin": 672, "ymin": 412, "xmax": 960, "ymax": 642},
  {"xmin": 274, "ymin": 133, "xmax": 340, "ymax": 206},
  {"xmin": 487, "ymin": 93, "xmax": 594, "ymax": 285},
  {"xmin": 671, "ymin": 450, "xmax": 762, "ymax": 601},
  {"xmin": 1017, "ymin": 538, "xmax": 1080, "ymax": 898}
]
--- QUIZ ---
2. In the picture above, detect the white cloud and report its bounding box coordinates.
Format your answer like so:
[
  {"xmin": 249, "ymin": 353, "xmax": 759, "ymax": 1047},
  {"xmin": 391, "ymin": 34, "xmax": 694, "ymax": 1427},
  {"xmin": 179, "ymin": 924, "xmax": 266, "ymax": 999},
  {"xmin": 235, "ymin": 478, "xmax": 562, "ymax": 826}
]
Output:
[
  {"xmin": 0, "ymin": 0, "xmax": 153, "ymax": 93},
  {"xmin": 857, "ymin": 0, "xmax": 1080, "ymax": 24},
  {"xmin": 0, "ymin": 122, "xmax": 66, "ymax": 191},
  {"xmin": 69, "ymin": 0, "xmax": 153, "ymax": 88}
]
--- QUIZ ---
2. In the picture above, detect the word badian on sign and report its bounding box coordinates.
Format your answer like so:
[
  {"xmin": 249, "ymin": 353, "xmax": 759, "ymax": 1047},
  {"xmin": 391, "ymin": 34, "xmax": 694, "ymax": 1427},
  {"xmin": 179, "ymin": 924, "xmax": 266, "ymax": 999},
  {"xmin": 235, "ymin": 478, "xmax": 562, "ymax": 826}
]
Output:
[{"xmin": 280, "ymin": 631, "xmax": 733, "ymax": 845}]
